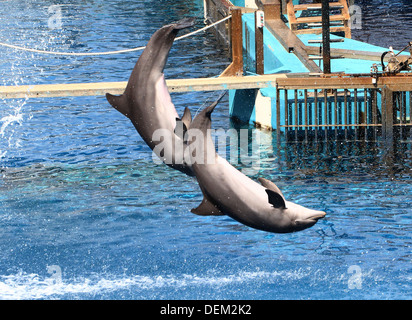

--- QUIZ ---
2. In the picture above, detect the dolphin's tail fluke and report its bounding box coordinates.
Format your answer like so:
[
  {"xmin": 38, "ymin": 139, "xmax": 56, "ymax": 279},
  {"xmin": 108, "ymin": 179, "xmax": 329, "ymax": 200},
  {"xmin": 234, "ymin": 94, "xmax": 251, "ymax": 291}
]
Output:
[
  {"xmin": 106, "ymin": 93, "xmax": 130, "ymax": 118},
  {"xmin": 172, "ymin": 17, "xmax": 196, "ymax": 30}
]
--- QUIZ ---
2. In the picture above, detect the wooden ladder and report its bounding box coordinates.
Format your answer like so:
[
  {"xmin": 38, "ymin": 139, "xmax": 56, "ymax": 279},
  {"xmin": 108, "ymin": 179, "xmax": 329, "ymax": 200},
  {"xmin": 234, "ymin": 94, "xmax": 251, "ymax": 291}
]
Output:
[{"xmin": 286, "ymin": 0, "xmax": 351, "ymax": 38}]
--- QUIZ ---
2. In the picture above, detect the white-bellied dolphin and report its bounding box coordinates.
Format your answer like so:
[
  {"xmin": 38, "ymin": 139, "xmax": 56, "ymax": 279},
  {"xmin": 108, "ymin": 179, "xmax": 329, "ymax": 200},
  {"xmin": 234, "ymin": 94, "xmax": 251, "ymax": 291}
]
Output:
[
  {"xmin": 186, "ymin": 96, "xmax": 326, "ymax": 233},
  {"xmin": 106, "ymin": 18, "xmax": 195, "ymax": 176}
]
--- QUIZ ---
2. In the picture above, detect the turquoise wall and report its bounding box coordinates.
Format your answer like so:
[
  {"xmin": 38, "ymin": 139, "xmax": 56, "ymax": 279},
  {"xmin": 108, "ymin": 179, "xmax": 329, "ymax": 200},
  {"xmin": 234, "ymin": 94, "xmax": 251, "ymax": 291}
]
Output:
[{"xmin": 231, "ymin": 0, "xmax": 245, "ymax": 7}]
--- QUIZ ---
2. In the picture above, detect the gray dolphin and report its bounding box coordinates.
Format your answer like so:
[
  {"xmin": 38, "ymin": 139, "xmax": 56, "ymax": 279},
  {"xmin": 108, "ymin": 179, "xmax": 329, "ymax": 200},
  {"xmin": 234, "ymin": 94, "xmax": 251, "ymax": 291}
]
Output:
[
  {"xmin": 106, "ymin": 18, "xmax": 195, "ymax": 176},
  {"xmin": 186, "ymin": 96, "xmax": 326, "ymax": 233}
]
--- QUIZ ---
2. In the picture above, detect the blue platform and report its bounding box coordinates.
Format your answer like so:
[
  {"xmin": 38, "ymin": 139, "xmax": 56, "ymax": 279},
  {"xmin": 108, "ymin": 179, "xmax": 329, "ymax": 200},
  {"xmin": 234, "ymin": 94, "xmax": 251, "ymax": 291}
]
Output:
[{"xmin": 228, "ymin": 10, "xmax": 411, "ymax": 135}]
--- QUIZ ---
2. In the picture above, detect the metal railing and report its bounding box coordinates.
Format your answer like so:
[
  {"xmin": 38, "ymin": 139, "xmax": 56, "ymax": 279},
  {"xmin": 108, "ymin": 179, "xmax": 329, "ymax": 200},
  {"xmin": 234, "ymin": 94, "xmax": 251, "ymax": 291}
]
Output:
[{"xmin": 275, "ymin": 76, "xmax": 412, "ymax": 142}]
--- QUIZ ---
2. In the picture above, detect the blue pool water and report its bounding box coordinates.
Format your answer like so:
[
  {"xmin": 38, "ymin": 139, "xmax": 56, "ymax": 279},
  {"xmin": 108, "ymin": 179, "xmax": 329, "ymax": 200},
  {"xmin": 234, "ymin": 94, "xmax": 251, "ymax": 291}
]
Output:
[{"xmin": 0, "ymin": 0, "xmax": 411, "ymax": 300}]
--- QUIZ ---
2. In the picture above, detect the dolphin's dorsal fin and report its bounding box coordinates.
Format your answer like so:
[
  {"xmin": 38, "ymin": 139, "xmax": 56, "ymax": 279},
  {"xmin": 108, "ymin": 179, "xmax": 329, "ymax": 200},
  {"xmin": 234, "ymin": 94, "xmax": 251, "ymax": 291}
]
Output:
[
  {"xmin": 265, "ymin": 189, "xmax": 287, "ymax": 209},
  {"xmin": 258, "ymin": 177, "xmax": 285, "ymax": 199},
  {"xmin": 181, "ymin": 107, "xmax": 192, "ymax": 129},
  {"xmin": 174, "ymin": 118, "xmax": 188, "ymax": 140},
  {"xmin": 191, "ymin": 197, "xmax": 224, "ymax": 216},
  {"xmin": 174, "ymin": 107, "xmax": 192, "ymax": 140},
  {"xmin": 206, "ymin": 91, "xmax": 227, "ymax": 117},
  {"xmin": 106, "ymin": 93, "xmax": 130, "ymax": 118}
]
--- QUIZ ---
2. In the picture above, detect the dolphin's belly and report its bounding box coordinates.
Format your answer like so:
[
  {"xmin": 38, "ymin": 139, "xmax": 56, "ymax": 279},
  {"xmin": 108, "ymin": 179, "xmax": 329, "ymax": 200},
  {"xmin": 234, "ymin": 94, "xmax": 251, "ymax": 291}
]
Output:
[
  {"xmin": 194, "ymin": 157, "xmax": 271, "ymax": 226},
  {"xmin": 130, "ymin": 78, "xmax": 178, "ymax": 149}
]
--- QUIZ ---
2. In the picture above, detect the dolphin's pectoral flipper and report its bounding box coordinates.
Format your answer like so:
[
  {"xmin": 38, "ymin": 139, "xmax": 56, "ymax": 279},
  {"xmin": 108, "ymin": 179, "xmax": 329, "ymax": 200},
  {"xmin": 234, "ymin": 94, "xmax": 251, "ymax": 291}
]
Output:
[
  {"xmin": 191, "ymin": 198, "xmax": 224, "ymax": 216},
  {"xmin": 258, "ymin": 177, "xmax": 285, "ymax": 199},
  {"xmin": 106, "ymin": 93, "xmax": 130, "ymax": 118},
  {"xmin": 265, "ymin": 189, "xmax": 287, "ymax": 209},
  {"xmin": 191, "ymin": 189, "xmax": 224, "ymax": 216}
]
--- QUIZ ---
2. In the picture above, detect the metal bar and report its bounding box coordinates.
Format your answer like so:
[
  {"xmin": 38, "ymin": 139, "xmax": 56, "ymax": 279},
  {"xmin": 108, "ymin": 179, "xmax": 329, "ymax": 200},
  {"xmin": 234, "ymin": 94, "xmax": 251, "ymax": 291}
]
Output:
[
  {"xmin": 399, "ymin": 92, "xmax": 404, "ymax": 138},
  {"xmin": 284, "ymin": 89, "xmax": 289, "ymax": 141},
  {"xmin": 404, "ymin": 91, "xmax": 408, "ymax": 123},
  {"xmin": 294, "ymin": 89, "xmax": 298, "ymax": 141},
  {"xmin": 279, "ymin": 123, "xmax": 382, "ymax": 128},
  {"xmin": 308, "ymin": 89, "xmax": 313, "ymax": 127},
  {"xmin": 364, "ymin": 89, "xmax": 368, "ymax": 137},
  {"xmin": 314, "ymin": 89, "xmax": 318, "ymax": 140},
  {"xmin": 354, "ymin": 88, "xmax": 358, "ymax": 140},
  {"xmin": 334, "ymin": 90, "xmax": 338, "ymax": 139},
  {"xmin": 321, "ymin": 0, "xmax": 331, "ymax": 74},
  {"xmin": 304, "ymin": 89, "xmax": 308, "ymax": 142},
  {"xmin": 276, "ymin": 87, "xmax": 281, "ymax": 143},
  {"xmin": 410, "ymin": 91, "xmax": 412, "ymax": 125},
  {"xmin": 344, "ymin": 89, "xmax": 348, "ymax": 140},
  {"xmin": 324, "ymin": 90, "xmax": 328, "ymax": 141},
  {"xmin": 372, "ymin": 89, "xmax": 378, "ymax": 140}
]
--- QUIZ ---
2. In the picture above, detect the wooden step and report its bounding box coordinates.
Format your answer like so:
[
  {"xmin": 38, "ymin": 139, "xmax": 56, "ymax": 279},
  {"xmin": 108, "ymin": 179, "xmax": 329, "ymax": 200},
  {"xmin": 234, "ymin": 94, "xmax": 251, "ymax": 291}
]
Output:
[
  {"xmin": 294, "ymin": 26, "xmax": 349, "ymax": 35},
  {"xmin": 307, "ymin": 21, "xmax": 344, "ymax": 27},
  {"xmin": 286, "ymin": 0, "xmax": 351, "ymax": 38},
  {"xmin": 308, "ymin": 38, "xmax": 345, "ymax": 44},
  {"xmin": 308, "ymin": 55, "xmax": 345, "ymax": 60},
  {"xmin": 293, "ymin": 3, "xmax": 344, "ymax": 11},
  {"xmin": 294, "ymin": 14, "xmax": 348, "ymax": 25}
]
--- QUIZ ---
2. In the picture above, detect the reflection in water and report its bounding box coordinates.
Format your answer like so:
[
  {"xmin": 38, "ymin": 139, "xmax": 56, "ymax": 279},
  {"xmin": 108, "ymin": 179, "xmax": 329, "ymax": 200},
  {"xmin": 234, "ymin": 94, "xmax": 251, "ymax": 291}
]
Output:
[
  {"xmin": 228, "ymin": 124, "xmax": 412, "ymax": 183},
  {"xmin": 276, "ymin": 139, "xmax": 412, "ymax": 181}
]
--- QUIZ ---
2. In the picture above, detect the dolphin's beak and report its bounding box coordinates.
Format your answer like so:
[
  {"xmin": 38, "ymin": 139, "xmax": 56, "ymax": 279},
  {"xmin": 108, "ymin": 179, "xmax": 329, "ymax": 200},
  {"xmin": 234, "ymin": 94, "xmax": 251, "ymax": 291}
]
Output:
[
  {"xmin": 295, "ymin": 211, "xmax": 326, "ymax": 229},
  {"xmin": 308, "ymin": 211, "xmax": 326, "ymax": 221}
]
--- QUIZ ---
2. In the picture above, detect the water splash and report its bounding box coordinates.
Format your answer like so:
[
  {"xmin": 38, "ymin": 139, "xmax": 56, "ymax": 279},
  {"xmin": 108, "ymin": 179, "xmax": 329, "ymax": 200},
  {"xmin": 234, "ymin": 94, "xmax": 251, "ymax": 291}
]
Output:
[
  {"xmin": 0, "ymin": 103, "xmax": 26, "ymax": 161},
  {"xmin": 1, "ymin": 110, "xmax": 24, "ymax": 137}
]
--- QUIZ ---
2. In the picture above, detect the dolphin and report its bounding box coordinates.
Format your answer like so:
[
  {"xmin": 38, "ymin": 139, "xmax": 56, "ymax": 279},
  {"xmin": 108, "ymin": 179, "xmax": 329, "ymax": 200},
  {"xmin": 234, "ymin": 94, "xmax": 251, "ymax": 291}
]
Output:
[
  {"xmin": 106, "ymin": 18, "xmax": 195, "ymax": 176},
  {"xmin": 186, "ymin": 95, "xmax": 326, "ymax": 233}
]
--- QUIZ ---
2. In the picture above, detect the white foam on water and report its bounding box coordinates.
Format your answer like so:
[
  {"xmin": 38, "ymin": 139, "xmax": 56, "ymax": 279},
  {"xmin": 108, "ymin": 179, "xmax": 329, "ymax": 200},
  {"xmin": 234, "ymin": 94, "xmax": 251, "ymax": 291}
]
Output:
[{"xmin": 0, "ymin": 270, "xmax": 306, "ymax": 300}]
